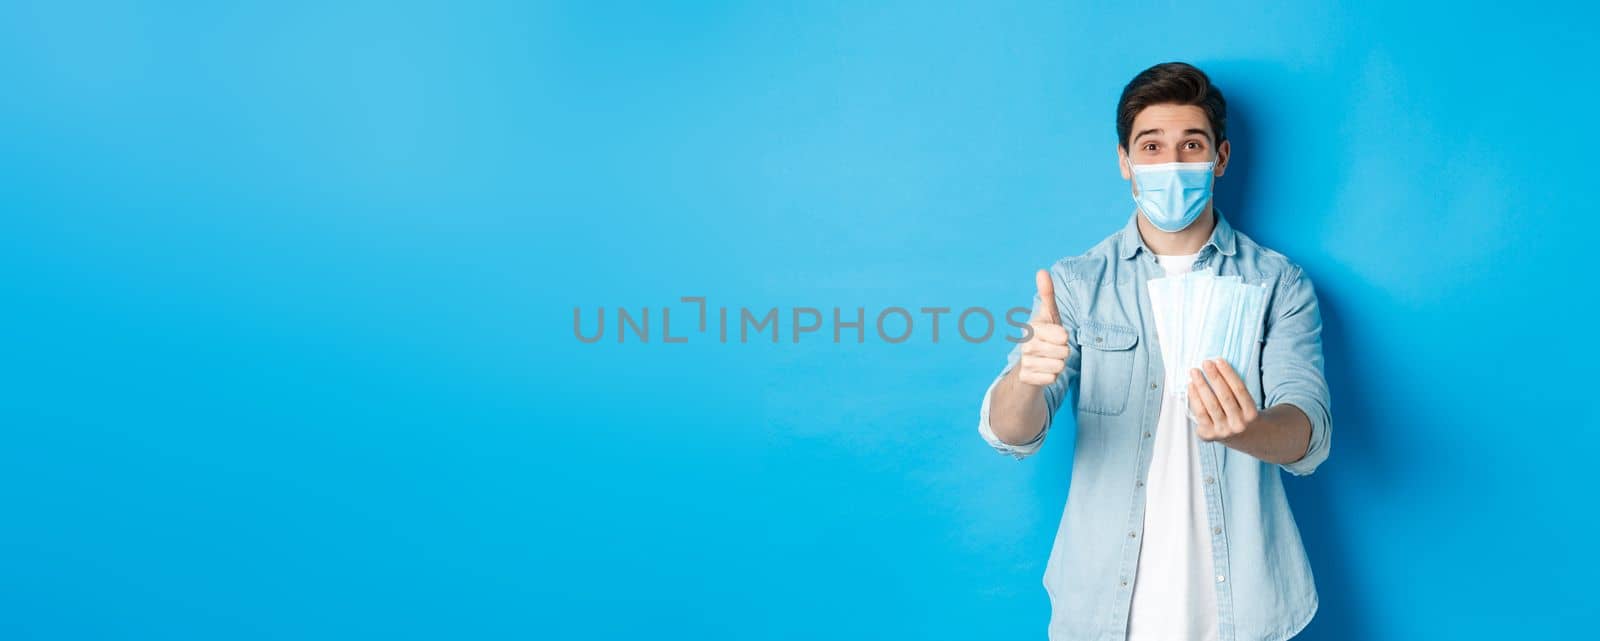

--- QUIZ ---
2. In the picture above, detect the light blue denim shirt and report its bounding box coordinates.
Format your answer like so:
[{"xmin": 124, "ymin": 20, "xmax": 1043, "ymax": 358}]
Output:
[{"xmin": 977, "ymin": 208, "xmax": 1332, "ymax": 641}]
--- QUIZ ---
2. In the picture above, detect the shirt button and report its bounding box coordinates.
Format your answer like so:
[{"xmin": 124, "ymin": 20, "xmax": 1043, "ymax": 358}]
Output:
[
  {"xmin": 1213, "ymin": 526, "xmax": 1222, "ymax": 535},
  {"xmin": 1095, "ymin": 336, "xmax": 1103, "ymax": 344},
  {"xmin": 1136, "ymin": 480, "xmax": 1145, "ymax": 488},
  {"xmin": 1216, "ymin": 575, "xmax": 1226, "ymax": 583},
  {"xmin": 1128, "ymin": 531, "xmax": 1137, "ymax": 538},
  {"xmin": 1150, "ymin": 382, "xmax": 1157, "ymax": 389},
  {"xmin": 1144, "ymin": 432, "xmax": 1152, "ymax": 438},
  {"xmin": 1120, "ymin": 579, "xmax": 1128, "ymax": 587},
  {"xmin": 1204, "ymin": 476, "xmax": 1215, "ymax": 485}
]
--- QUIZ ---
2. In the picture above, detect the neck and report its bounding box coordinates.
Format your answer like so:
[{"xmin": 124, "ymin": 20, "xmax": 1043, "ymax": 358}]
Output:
[{"xmin": 1137, "ymin": 205, "xmax": 1216, "ymax": 256}]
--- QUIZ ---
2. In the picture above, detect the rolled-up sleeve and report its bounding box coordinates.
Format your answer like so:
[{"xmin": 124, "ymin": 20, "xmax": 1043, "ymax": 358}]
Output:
[
  {"xmin": 977, "ymin": 263, "xmax": 1080, "ymax": 460},
  {"xmin": 1262, "ymin": 264, "xmax": 1333, "ymax": 477}
]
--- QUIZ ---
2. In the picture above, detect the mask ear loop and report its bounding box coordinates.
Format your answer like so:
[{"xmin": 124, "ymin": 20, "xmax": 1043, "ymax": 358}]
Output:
[
  {"xmin": 1201, "ymin": 150, "xmax": 1220, "ymax": 213},
  {"xmin": 1125, "ymin": 152, "xmax": 1141, "ymax": 199}
]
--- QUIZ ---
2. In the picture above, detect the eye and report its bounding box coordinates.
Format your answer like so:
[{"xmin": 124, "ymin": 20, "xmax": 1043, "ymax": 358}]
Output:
[
  {"xmin": 1184, "ymin": 140, "xmax": 1204, "ymax": 150},
  {"xmin": 1142, "ymin": 143, "xmax": 1158, "ymax": 152}
]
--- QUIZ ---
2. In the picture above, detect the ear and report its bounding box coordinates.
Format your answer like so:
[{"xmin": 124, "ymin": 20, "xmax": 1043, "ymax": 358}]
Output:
[
  {"xmin": 1214, "ymin": 139, "xmax": 1231, "ymax": 178},
  {"xmin": 1117, "ymin": 144, "xmax": 1131, "ymax": 180}
]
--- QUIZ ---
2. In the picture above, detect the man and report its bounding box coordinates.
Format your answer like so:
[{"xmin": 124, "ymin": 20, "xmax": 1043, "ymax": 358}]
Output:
[{"xmin": 978, "ymin": 62, "xmax": 1332, "ymax": 641}]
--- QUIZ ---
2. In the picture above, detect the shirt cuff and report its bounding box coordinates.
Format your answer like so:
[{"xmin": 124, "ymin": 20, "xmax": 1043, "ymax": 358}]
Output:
[
  {"xmin": 977, "ymin": 365, "xmax": 1046, "ymax": 460},
  {"xmin": 1276, "ymin": 394, "xmax": 1330, "ymax": 477}
]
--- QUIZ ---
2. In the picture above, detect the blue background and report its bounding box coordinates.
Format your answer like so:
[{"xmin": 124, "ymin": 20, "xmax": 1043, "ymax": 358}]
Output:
[{"xmin": 3, "ymin": 1, "xmax": 1594, "ymax": 639}]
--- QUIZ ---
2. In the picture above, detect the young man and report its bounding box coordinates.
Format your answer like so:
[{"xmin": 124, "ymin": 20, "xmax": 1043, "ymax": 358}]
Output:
[{"xmin": 978, "ymin": 62, "xmax": 1332, "ymax": 641}]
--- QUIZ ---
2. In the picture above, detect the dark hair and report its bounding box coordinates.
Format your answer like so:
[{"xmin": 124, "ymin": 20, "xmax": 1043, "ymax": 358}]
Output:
[{"xmin": 1116, "ymin": 62, "xmax": 1227, "ymax": 150}]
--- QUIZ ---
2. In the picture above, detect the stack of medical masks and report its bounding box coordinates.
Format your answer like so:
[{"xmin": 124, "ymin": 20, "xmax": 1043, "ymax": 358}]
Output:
[{"xmin": 1146, "ymin": 269, "xmax": 1270, "ymax": 407}]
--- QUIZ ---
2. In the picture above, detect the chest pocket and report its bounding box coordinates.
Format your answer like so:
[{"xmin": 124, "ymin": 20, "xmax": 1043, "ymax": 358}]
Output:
[{"xmin": 1076, "ymin": 320, "xmax": 1139, "ymax": 416}]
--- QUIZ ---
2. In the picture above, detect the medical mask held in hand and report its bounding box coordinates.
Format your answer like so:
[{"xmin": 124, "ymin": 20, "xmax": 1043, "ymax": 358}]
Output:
[{"xmin": 1128, "ymin": 157, "xmax": 1215, "ymax": 232}]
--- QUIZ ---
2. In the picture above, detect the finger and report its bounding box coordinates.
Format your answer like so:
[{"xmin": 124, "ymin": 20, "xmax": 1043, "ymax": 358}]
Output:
[
  {"xmin": 1020, "ymin": 370, "xmax": 1057, "ymax": 386},
  {"xmin": 1025, "ymin": 341, "xmax": 1071, "ymax": 359},
  {"xmin": 1189, "ymin": 368, "xmax": 1227, "ymax": 430},
  {"xmin": 1201, "ymin": 360, "xmax": 1243, "ymax": 420},
  {"xmin": 1034, "ymin": 269, "xmax": 1060, "ymax": 324},
  {"xmin": 1027, "ymin": 357, "xmax": 1065, "ymax": 376},
  {"xmin": 1186, "ymin": 384, "xmax": 1211, "ymax": 428},
  {"xmin": 1187, "ymin": 381, "xmax": 1219, "ymax": 440},
  {"xmin": 1032, "ymin": 323, "xmax": 1069, "ymax": 345},
  {"xmin": 1019, "ymin": 359, "xmax": 1064, "ymax": 385},
  {"xmin": 1209, "ymin": 357, "xmax": 1257, "ymax": 416}
]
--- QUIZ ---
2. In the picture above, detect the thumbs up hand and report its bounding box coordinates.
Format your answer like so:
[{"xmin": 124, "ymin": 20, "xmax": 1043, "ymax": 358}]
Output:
[{"xmin": 1018, "ymin": 269, "xmax": 1072, "ymax": 387}]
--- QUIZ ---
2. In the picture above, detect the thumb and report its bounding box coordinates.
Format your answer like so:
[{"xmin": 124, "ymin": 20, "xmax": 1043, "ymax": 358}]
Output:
[{"xmin": 1034, "ymin": 268, "xmax": 1060, "ymax": 324}]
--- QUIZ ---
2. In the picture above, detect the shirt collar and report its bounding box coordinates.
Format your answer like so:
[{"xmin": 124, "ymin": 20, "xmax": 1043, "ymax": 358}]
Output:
[{"xmin": 1116, "ymin": 207, "xmax": 1238, "ymax": 260}]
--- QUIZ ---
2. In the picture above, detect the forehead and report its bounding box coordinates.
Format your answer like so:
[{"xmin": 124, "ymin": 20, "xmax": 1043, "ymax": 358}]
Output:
[{"xmin": 1131, "ymin": 103, "xmax": 1213, "ymax": 138}]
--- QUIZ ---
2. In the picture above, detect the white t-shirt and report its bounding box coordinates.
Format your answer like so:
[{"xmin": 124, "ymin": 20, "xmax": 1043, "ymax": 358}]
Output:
[{"xmin": 1126, "ymin": 251, "xmax": 1219, "ymax": 641}]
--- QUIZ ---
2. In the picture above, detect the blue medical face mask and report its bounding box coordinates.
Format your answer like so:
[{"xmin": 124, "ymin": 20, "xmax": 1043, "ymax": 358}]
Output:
[{"xmin": 1127, "ymin": 155, "xmax": 1216, "ymax": 232}]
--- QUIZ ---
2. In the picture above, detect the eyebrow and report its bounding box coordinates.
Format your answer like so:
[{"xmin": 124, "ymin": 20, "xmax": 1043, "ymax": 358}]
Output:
[{"xmin": 1133, "ymin": 128, "xmax": 1214, "ymax": 143}]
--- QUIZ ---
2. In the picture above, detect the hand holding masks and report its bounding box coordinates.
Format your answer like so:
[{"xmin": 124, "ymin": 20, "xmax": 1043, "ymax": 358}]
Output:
[{"xmin": 1146, "ymin": 269, "xmax": 1269, "ymax": 411}]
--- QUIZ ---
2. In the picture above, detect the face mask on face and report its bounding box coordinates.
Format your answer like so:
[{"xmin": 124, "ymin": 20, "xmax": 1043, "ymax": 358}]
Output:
[{"xmin": 1127, "ymin": 155, "xmax": 1216, "ymax": 233}]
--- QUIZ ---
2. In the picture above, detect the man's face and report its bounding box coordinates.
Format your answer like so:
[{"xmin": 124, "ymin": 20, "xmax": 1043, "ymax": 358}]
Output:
[{"xmin": 1117, "ymin": 103, "xmax": 1230, "ymax": 180}]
